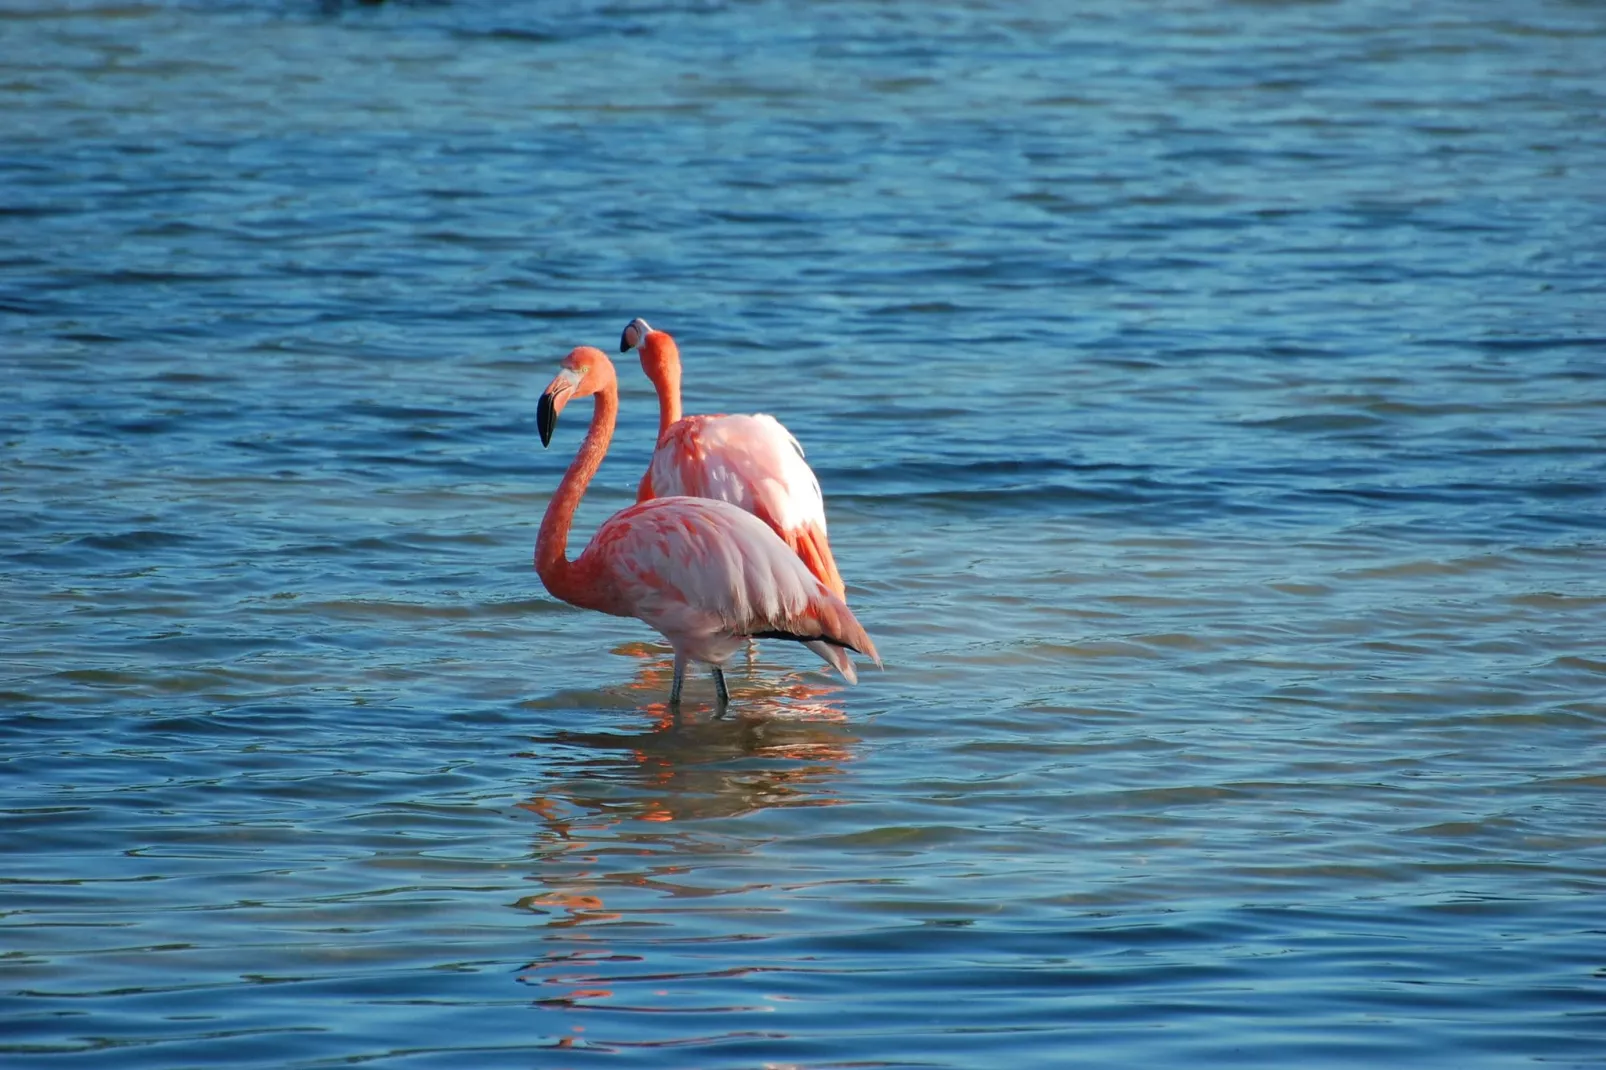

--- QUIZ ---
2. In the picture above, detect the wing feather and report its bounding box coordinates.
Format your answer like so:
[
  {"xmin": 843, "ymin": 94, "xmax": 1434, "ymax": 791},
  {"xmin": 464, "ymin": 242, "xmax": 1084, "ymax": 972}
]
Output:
[
  {"xmin": 648, "ymin": 415, "xmax": 826, "ymax": 532},
  {"xmin": 577, "ymin": 496, "xmax": 875, "ymax": 675}
]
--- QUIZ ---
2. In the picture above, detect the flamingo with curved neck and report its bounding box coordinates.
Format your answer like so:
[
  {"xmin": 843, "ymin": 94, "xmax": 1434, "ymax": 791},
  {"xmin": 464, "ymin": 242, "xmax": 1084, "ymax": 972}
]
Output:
[
  {"xmin": 620, "ymin": 318, "xmax": 847, "ymax": 599},
  {"xmin": 534, "ymin": 346, "xmax": 878, "ymax": 708}
]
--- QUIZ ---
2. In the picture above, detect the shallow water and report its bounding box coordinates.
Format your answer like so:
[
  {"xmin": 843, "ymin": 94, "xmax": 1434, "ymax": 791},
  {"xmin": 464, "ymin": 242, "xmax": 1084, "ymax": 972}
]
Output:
[{"xmin": 4, "ymin": 1, "xmax": 1606, "ymax": 1066}]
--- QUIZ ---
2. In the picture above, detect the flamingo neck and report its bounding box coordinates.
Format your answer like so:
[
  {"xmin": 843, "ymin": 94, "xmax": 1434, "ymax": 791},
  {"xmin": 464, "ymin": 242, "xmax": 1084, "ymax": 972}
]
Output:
[
  {"xmin": 644, "ymin": 335, "xmax": 683, "ymax": 444},
  {"xmin": 535, "ymin": 384, "xmax": 617, "ymax": 611}
]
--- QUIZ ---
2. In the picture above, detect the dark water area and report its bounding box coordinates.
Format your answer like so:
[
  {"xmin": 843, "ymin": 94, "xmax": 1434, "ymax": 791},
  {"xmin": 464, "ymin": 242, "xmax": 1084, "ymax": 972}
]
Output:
[{"xmin": 3, "ymin": 1, "xmax": 1606, "ymax": 1066}]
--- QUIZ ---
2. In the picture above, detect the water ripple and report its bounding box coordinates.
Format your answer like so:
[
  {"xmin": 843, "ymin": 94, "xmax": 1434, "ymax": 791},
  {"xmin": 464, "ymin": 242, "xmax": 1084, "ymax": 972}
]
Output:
[{"xmin": 3, "ymin": 0, "xmax": 1606, "ymax": 1067}]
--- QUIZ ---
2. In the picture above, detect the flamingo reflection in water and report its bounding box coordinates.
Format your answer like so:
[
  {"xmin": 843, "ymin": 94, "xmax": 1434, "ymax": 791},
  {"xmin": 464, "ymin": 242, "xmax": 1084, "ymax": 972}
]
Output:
[{"xmin": 511, "ymin": 671, "xmax": 861, "ymax": 1027}]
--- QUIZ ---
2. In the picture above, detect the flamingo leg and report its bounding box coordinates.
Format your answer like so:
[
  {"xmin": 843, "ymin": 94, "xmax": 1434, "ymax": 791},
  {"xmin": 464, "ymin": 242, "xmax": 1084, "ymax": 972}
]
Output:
[
  {"xmin": 669, "ymin": 652, "xmax": 687, "ymax": 707},
  {"xmin": 712, "ymin": 666, "xmax": 730, "ymax": 709}
]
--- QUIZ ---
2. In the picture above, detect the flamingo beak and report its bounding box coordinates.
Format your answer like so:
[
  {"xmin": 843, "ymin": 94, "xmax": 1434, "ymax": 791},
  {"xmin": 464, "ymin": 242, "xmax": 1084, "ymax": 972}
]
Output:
[
  {"xmin": 537, "ymin": 368, "xmax": 581, "ymax": 448},
  {"xmin": 537, "ymin": 391, "xmax": 559, "ymax": 448}
]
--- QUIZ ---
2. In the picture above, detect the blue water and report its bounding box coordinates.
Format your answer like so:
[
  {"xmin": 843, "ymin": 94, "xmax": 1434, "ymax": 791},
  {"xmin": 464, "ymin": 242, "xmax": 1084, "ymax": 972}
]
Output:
[{"xmin": 4, "ymin": 1, "xmax": 1606, "ymax": 1066}]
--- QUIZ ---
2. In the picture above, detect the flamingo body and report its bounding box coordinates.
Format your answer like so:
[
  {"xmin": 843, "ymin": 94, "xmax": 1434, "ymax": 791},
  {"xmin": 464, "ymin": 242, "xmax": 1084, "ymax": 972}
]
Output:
[
  {"xmin": 636, "ymin": 412, "xmax": 843, "ymax": 600},
  {"xmin": 622, "ymin": 319, "xmax": 847, "ymax": 599},
  {"xmin": 571, "ymin": 495, "xmax": 869, "ymax": 681}
]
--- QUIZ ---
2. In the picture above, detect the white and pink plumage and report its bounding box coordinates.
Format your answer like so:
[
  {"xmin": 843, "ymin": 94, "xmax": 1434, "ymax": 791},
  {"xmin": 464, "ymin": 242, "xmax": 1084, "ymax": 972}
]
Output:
[
  {"xmin": 620, "ymin": 318, "xmax": 847, "ymax": 599},
  {"xmin": 534, "ymin": 346, "xmax": 879, "ymax": 708}
]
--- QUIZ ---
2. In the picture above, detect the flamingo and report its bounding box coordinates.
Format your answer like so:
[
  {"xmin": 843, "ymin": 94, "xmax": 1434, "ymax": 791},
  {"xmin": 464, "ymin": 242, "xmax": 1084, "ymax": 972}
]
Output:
[
  {"xmin": 534, "ymin": 346, "xmax": 879, "ymax": 709},
  {"xmin": 620, "ymin": 318, "xmax": 847, "ymax": 599}
]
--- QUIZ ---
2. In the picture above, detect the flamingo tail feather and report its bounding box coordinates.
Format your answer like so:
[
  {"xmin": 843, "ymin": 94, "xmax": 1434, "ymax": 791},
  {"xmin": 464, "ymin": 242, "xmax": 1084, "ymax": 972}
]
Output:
[
  {"xmin": 789, "ymin": 523, "xmax": 846, "ymax": 600},
  {"xmin": 804, "ymin": 640, "xmax": 858, "ymax": 684}
]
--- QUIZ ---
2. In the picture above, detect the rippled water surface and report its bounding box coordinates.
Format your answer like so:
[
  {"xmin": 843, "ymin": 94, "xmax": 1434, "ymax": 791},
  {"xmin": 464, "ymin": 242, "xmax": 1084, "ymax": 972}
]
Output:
[{"xmin": 5, "ymin": 1, "xmax": 1606, "ymax": 1066}]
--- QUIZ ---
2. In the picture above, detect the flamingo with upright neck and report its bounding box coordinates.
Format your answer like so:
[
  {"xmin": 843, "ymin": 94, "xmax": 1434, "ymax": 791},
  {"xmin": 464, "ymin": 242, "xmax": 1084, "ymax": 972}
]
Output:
[
  {"xmin": 534, "ymin": 346, "xmax": 879, "ymax": 708},
  {"xmin": 620, "ymin": 318, "xmax": 847, "ymax": 599}
]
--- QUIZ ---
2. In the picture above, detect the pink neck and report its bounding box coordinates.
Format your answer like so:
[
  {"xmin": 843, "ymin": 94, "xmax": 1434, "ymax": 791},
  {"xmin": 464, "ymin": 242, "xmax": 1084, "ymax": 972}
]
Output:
[
  {"xmin": 535, "ymin": 384, "xmax": 617, "ymax": 611},
  {"xmin": 644, "ymin": 335, "xmax": 683, "ymax": 443}
]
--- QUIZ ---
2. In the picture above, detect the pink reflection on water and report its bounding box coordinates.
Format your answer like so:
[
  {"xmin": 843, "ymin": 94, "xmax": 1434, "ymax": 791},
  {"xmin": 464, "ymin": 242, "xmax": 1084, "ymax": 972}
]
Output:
[{"xmin": 511, "ymin": 651, "xmax": 864, "ymax": 1025}]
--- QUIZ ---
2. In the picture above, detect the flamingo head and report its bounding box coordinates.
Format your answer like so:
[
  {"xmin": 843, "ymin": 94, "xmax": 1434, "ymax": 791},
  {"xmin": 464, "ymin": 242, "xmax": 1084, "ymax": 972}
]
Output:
[
  {"xmin": 620, "ymin": 317, "xmax": 681, "ymax": 395},
  {"xmin": 538, "ymin": 346, "xmax": 615, "ymax": 447},
  {"xmin": 619, "ymin": 317, "xmax": 652, "ymax": 353}
]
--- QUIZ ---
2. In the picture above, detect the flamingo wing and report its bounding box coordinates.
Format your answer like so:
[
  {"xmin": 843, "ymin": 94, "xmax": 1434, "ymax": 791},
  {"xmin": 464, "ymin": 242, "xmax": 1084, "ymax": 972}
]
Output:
[
  {"xmin": 576, "ymin": 496, "xmax": 875, "ymax": 678},
  {"xmin": 642, "ymin": 414, "xmax": 846, "ymax": 597}
]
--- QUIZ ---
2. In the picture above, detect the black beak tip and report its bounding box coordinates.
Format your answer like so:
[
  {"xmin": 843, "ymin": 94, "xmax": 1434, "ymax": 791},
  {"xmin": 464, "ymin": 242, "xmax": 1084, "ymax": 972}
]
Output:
[
  {"xmin": 537, "ymin": 392, "xmax": 556, "ymax": 448},
  {"xmin": 618, "ymin": 330, "xmax": 632, "ymax": 354}
]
